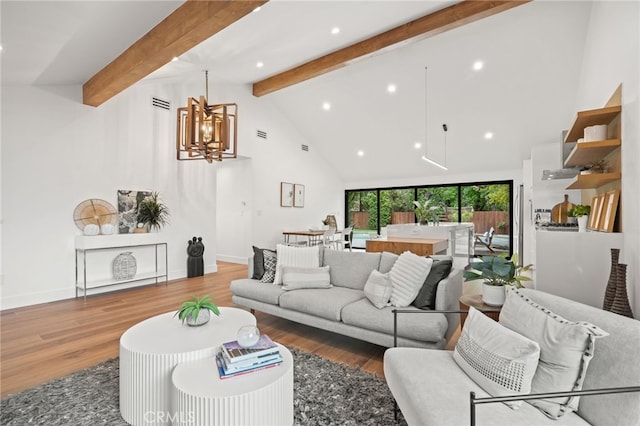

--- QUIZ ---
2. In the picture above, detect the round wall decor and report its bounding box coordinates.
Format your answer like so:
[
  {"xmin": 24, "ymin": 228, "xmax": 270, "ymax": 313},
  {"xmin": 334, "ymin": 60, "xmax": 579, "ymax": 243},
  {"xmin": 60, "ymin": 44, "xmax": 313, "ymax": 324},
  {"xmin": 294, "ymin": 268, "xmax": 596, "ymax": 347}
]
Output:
[{"xmin": 73, "ymin": 199, "xmax": 118, "ymax": 231}]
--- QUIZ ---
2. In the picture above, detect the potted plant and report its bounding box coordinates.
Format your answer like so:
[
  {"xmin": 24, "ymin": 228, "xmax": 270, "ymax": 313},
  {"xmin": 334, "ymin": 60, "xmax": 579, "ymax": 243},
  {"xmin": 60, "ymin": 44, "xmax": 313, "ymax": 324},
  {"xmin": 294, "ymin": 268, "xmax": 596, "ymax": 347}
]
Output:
[
  {"xmin": 175, "ymin": 295, "xmax": 220, "ymax": 326},
  {"xmin": 463, "ymin": 254, "xmax": 533, "ymax": 306},
  {"xmin": 136, "ymin": 192, "xmax": 169, "ymax": 232},
  {"xmin": 414, "ymin": 199, "xmax": 440, "ymax": 225},
  {"xmin": 568, "ymin": 204, "xmax": 590, "ymax": 232}
]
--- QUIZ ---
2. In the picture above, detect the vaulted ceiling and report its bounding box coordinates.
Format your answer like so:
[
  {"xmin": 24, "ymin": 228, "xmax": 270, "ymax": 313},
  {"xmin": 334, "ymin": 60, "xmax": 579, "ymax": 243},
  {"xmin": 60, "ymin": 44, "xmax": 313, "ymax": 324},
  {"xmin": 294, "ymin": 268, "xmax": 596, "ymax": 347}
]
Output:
[{"xmin": 1, "ymin": 1, "xmax": 593, "ymax": 183}]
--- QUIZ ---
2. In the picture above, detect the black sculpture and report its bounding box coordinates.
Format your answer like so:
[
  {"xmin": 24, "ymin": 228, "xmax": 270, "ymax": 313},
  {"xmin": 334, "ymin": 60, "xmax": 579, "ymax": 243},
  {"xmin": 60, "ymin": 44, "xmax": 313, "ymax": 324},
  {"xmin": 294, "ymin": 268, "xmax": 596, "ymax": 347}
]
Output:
[{"xmin": 187, "ymin": 236, "xmax": 205, "ymax": 278}]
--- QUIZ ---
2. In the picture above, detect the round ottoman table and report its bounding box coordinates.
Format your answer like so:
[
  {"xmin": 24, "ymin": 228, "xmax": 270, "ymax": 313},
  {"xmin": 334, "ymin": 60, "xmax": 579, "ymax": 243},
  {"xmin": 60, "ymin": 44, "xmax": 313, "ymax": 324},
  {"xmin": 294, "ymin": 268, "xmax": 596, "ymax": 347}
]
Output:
[
  {"xmin": 119, "ymin": 307, "xmax": 256, "ymax": 425},
  {"xmin": 171, "ymin": 344, "xmax": 294, "ymax": 426}
]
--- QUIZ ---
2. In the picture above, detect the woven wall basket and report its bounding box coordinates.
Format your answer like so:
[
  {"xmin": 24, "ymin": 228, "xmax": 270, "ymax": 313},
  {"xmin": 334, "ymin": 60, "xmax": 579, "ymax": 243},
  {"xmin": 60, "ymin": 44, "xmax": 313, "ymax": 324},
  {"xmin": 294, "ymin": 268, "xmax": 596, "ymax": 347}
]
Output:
[{"xmin": 113, "ymin": 252, "xmax": 137, "ymax": 280}]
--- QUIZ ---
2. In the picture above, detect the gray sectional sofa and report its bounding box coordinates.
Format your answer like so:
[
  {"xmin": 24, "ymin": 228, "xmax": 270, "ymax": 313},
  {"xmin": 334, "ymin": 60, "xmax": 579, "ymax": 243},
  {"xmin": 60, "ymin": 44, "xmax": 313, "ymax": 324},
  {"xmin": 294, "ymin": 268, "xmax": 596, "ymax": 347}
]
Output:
[{"xmin": 230, "ymin": 248, "xmax": 463, "ymax": 349}]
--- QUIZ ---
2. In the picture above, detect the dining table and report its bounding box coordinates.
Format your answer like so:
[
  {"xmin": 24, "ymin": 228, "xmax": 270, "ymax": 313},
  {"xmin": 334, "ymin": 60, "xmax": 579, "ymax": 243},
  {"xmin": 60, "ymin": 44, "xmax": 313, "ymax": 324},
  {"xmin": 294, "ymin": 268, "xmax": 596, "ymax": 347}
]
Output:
[{"xmin": 282, "ymin": 229, "xmax": 341, "ymax": 246}]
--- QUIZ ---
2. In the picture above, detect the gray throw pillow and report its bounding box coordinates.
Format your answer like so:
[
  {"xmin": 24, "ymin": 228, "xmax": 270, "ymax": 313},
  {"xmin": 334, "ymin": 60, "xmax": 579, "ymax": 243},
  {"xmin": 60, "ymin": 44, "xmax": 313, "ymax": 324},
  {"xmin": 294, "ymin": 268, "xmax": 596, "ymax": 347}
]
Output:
[
  {"xmin": 252, "ymin": 246, "xmax": 267, "ymax": 280},
  {"xmin": 413, "ymin": 259, "xmax": 453, "ymax": 310}
]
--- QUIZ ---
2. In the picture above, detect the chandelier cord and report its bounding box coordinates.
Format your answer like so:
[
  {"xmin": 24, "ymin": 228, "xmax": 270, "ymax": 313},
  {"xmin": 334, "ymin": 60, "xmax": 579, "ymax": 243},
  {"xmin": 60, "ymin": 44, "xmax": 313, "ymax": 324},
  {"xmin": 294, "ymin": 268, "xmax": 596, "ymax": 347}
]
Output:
[{"xmin": 205, "ymin": 70, "xmax": 209, "ymax": 100}]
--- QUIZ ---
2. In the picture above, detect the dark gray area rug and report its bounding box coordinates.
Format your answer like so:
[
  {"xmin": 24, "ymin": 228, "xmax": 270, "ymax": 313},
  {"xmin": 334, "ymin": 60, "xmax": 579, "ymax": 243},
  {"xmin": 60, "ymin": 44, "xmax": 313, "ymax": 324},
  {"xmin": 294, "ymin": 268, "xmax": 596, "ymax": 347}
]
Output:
[{"xmin": 1, "ymin": 347, "xmax": 407, "ymax": 426}]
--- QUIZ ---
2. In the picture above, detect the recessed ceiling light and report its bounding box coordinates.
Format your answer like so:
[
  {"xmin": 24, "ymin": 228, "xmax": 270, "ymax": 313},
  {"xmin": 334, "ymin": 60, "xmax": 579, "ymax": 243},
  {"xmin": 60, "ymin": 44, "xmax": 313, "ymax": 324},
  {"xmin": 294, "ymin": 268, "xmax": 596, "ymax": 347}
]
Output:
[
  {"xmin": 253, "ymin": 6, "xmax": 261, "ymax": 12},
  {"xmin": 256, "ymin": 61, "xmax": 264, "ymax": 68},
  {"xmin": 414, "ymin": 142, "xmax": 422, "ymax": 149},
  {"xmin": 484, "ymin": 131, "xmax": 494, "ymax": 140},
  {"xmin": 331, "ymin": 27, "xmax": 340, "ymax": 35},
  {"xmin": 473, "ymin": 61, "xmax": 484, "ymax": 71},
  {"xmin": 171, "ymin": 57, "xmax": 179, "ymax": 62},
  {"xmin": 322, "ymin": 102, "xmax": 331, "ymax": 111},
  {"xmin": 357, "ymin": 150, "xmax": 364, "ymax": 157},
  {"xmin": 387, "ymin": 84, "xmax": 397, "ymax": 94}
]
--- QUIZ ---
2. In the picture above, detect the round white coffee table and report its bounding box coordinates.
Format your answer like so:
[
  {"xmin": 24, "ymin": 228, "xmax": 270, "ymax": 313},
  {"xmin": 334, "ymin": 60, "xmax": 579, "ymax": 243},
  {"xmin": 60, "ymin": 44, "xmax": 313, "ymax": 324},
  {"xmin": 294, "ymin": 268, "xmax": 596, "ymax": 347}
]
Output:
[
  {"xmin": 171, "ymin": 344, "xmax": 293, "ymax": 426},
  {"xmin": 119, "ymin": 307, "xmax": 256, "ymax": 426}
]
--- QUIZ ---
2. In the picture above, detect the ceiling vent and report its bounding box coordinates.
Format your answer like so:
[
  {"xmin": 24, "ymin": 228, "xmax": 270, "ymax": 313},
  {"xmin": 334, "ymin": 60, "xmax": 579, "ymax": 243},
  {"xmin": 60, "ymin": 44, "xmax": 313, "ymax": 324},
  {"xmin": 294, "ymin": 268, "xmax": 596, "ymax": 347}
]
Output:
[
  {"xmin": 301, "ymin": 144, "xmax": 309, "ymax": 152},
  {"xmin": 152, "ymin": 97, "xmax": 171, "ymax": 111},
  {"xmin": 256, "ymin": 129, "xmax": 267, "ymax": 140}
]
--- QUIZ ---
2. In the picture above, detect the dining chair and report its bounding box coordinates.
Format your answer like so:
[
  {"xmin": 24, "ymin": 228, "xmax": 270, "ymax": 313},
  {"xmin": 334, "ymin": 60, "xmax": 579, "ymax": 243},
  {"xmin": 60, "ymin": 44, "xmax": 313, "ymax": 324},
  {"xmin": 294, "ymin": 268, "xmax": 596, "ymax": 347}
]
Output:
[
  {"xmin": 335, "ymin": 226, "xmax": 353, "ymax": 251},
  {"xmin": 321, "ymin": 227, "xmax": 337, "ymax": 249}
]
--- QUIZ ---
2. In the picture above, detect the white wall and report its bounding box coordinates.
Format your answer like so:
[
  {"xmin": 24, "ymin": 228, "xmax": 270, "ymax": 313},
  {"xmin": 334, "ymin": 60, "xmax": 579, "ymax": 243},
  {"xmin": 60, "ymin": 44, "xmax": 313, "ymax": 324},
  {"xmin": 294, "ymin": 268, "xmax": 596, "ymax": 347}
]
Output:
[
  {"xmin": 574, "ymin": 0, "xmax": 640, "ymax": 315},
  {"xmin": 0, "ymin": 78, "xmax": 343, "ymax": 309}
]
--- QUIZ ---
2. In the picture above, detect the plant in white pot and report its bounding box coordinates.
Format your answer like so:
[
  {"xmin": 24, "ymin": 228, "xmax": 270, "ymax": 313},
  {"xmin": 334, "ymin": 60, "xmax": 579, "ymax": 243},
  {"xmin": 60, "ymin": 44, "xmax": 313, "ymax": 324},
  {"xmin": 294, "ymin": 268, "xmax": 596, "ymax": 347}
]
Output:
[
  {"xmin": 175, "ymin": 295, "xmax": 220, "ymax": 326},
  {"xmin": 136, "ymin": 192, "xmax": 169, "ymax": 232},
  {"xmin": 568, "ymin": 204, "xmax": 591, "ymax": 232},
  {"xmin": 463, "ymin": 254, "xmax": 533, "ymax": 306}
]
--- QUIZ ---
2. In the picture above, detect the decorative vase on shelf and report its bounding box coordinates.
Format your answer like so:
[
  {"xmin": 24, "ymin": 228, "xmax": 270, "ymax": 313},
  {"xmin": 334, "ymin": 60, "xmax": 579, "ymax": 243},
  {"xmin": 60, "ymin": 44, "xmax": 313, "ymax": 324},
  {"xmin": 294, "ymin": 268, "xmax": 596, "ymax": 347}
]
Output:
[
  {"xmin": 603, "ymin": 248, "xmax": 620, "ymax": 311},
  {"xmin": 482, "ymin": 283, "xmax": 506, "ymax": 306},
  {"xmin": 610, "ymin": 263, "xmax": 634, "ymax": 318},
  {"xmin": 186, "ymin": 309, "xmax": 211, "ymax": 327},
  {"xmin": 577, "ymin": 215, "xmax": 588, "ymax": 232}
]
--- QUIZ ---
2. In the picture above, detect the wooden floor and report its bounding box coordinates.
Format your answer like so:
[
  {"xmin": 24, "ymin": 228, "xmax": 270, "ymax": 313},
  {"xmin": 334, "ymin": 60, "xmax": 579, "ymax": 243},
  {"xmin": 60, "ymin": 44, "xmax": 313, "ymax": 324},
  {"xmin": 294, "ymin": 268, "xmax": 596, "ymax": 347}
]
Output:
[{"xmin": 1, "ymin": 261, "xmax": 459, "ymax": 398}]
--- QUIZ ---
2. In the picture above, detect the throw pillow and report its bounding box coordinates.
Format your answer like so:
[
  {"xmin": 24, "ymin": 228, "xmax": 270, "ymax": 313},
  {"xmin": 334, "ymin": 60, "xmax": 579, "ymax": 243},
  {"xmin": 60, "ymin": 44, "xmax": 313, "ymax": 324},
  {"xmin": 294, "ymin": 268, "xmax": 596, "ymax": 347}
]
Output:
[
  {"xmin": 260, "ymin": 249, "xmax": 277, "ymax": 283},
  {"xmin": 389, "ymin": 251, "xmax": 433, "ymax": 307},
  {"xmin": 412, "ymin": 259, "xmax": 453, "ymax": 310},
  {"xmin": 251, "ymin": 246, "xmax": 270, "ymax": 280},
  {"xmin": 499, "ymin": 287, "xmax": 609, "ymax": 419},
  {"xmin": 273, "ymin": 244, "xmax": 320, "ymax": 285},
  {"xmin": 281, "ymin": 266, "xmax": 331, "ymax": 290},
  {"xmin": 454, "ymin": 307, "xmax": 541, "ymax": 409},
  {"xmin": 363, "ymin": 270, "xmax": 392, "ymax": 309}
]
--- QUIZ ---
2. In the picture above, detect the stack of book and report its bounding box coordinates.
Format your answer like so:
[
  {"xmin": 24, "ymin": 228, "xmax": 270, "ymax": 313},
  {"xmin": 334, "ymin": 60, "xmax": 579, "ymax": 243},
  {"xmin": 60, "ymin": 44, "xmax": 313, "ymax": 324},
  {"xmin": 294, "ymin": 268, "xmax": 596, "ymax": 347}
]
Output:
[{"xmin": 216, "ymin": 334, "xmax": 282, "ymax": 379}]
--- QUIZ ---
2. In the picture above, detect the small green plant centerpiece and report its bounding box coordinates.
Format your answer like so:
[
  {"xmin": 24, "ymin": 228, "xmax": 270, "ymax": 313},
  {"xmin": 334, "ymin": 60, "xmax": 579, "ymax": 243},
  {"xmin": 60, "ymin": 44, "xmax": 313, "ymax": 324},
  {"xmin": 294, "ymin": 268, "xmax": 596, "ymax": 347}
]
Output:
[
  {"xmin": 568, "ymin": 204, "xmax": 591, "ymax": 218},
  {"xmin": 464, "ymin": 254, "xmax": 533, "ymax": 306},
  {"xmin": 136, "ymin": 192, "xmax": 170, "ymax": 232},
  {"xmin": 175, "ymin": 295, "xmax": 220, "ymax": 327}
]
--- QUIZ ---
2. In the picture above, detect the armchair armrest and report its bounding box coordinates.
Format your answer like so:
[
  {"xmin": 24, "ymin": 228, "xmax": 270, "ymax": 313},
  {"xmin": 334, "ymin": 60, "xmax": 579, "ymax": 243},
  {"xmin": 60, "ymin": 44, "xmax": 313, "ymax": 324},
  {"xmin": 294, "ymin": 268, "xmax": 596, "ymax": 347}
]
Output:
[
  {"xmin": 469, "ymin": 386, "xmax": 640, "ymax": 426},
  {"xmin": 392, "ymin": 308, "xmax": 468, "ymax": 348}
]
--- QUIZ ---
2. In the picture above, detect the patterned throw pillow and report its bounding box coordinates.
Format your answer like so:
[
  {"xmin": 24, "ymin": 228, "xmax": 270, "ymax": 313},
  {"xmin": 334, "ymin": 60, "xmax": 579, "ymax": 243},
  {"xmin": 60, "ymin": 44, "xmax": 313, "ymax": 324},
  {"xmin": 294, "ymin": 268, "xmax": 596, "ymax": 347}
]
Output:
[
  {"xmin": 260, "ymin": 250, "xmax": 277, "ymax": 283},
  {"xmin": 389, "ymin": 251, "xmax": 433, "ymax": 307},
  {"xmin": 454, "ymin": 307, "xmax": 541, "ymax": 409}
]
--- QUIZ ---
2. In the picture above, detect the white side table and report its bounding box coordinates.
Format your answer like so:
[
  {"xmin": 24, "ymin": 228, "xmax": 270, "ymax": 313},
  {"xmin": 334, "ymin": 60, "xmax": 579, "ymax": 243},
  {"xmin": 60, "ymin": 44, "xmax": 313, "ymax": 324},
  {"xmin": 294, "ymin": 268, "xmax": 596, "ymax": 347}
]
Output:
[
  {"xmin": 171, "ymin": 344, "xmax": 294, "ymax": 426},
  {"xmin": 119, "ymin": 307, "xmax": 256, "ymax": 426}
]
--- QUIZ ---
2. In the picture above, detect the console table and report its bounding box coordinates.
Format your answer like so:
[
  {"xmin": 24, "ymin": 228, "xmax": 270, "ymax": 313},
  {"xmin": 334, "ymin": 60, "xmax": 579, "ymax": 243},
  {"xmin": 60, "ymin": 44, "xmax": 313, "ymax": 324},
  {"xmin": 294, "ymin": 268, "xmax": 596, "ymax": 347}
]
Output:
[{"xmin": 75, "ymin": 234, "xmax": 168, "ymax": 299}]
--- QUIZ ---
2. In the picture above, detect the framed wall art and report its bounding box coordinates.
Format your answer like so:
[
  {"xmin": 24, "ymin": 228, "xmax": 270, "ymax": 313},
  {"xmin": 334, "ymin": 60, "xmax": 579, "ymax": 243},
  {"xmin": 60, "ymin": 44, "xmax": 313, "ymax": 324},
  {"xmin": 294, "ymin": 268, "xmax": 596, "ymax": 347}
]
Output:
[
  {"xmin": 588, "ymin": 194, "xmax": 604, "ymax": 230},
  {"xmin": 294, "ymin": 184, "xmax": 305, "ymax": 207},
  {"xmin": 117, "ymin": 189, "xmax": 151, "ymax": 233},
  {"xmin": 599, "ymin": 189, "xmax": 620, "ymax": 233},
  {"xmin": 280, "ymin": 182, "xmax": 294, "ymax": 207}
]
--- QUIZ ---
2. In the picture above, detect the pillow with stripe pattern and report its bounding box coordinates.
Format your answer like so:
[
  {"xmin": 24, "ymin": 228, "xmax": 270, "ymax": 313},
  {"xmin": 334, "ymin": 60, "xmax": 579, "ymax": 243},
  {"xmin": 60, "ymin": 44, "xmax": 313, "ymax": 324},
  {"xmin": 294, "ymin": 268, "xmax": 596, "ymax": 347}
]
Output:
[
  {"xmin": 389, "ymin": 251, "xmax": 433, "ymax": 307},
  {"xmin": 273, "ymin": 244, "xmax": 320, "ymax": 285},
  {"xmin": 281, "ymin": 266, "xmax": 331, "ymax": 290}
]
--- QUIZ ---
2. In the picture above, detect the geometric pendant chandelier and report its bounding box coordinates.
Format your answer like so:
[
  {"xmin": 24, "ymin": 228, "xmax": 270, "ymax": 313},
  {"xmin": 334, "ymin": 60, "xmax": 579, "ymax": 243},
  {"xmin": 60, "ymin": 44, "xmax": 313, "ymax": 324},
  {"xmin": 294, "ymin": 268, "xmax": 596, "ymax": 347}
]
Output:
[{"xmin": 176, "ymin": 70, "xmax": 238, "ymax": 162}]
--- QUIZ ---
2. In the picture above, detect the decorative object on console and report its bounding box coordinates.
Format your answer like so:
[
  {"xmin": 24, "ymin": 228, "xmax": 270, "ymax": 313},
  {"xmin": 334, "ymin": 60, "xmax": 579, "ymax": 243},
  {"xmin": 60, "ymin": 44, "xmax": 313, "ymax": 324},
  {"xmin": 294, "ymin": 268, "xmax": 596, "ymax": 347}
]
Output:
[
  {"xmin": 294, "ymin": 184, "xmax": 305, "ymax": 207},
  {"xmin": 176, "ymin": 70, "xmax": 238, "ymax": 163},
  {"xmin": 83, "ymin": 224, "xmax": 100, "ymax": 236},
  {"xmin": 187, "ymin": 237, "xmax": 205, "ymax": 278},
  {"xmin": 113, "ymin": 252, "xmax": 137, "ymax": 280},
  {"xmin": 100, "ymin": 224, "xmax": 115, "ymax": 235},
  {"xmin": 463, "ymin": 253, "xmax": 533, "ymax": 306},
  {"xmin": 568, "ymin": 204, "xmax": 590, "ymax": 233},
  {"xmin": 136, "ymin": 192, "xmax": 169, "ymax": 231},
  {"xmin": 280, "ymin": 182, "xmax": 294, "ymax": 207},
  {"xmin": 73, "ymin": 198, "xmax": 117, "ymax": 233},
  {"xmin": 175, "ymin": 294, "xmax": 220, "ymax": 326},
  {"xmin": 117, "ymin": 190, "xmax": 151, "ymax": 233},
  {"xmin": 236, "ymin": 325, "xmax": 261, "ymax": 348}
]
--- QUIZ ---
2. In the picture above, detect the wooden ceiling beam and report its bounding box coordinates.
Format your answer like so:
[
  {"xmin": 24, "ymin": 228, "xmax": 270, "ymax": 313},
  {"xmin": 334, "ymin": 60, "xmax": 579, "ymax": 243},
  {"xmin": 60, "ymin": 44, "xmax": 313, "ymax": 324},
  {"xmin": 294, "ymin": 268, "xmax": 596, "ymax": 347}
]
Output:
[
  {"xmin": 252, "ymin": 0, "xmax": 530, "ymax": 97},
  {"xmin": 83, "ymin": 0, "xmax": 268, "ymax": 107}
]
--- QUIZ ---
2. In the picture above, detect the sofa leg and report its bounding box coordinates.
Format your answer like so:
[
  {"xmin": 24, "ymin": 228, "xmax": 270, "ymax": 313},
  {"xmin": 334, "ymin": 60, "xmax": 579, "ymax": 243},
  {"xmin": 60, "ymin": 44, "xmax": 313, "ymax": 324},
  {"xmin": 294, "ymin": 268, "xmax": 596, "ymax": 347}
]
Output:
[{"xmin": 250, "ymin": 309, "xmax": 255, "ymax": 315}]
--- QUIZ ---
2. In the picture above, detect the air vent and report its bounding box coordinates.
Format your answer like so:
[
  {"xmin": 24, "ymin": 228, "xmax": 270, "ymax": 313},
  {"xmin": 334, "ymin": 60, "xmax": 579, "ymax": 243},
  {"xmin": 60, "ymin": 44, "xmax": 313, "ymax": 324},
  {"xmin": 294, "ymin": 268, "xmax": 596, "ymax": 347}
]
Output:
[
  {"xmin": 301, "ymin": 144, "xmax": 309, "ymax": 152},
  {"xmin": 256, "ymin": 129, "xmax": 267, "ymax": 140},
  {"xmin": 152, "ymin": 97, "xmax": 171, "ymax": 111}
]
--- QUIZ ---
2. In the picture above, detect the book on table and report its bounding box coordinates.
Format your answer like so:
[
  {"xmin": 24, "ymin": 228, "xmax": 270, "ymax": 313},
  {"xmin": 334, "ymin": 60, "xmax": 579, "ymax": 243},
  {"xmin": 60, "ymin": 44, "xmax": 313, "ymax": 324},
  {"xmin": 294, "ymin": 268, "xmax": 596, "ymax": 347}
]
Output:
[
  {"xmin": 221, "ymin": 334, "xmax": 279, "ymax": 363},
  {"xmin": 215, "ymin": 350, "xmax": 283, "ymax": 379}
]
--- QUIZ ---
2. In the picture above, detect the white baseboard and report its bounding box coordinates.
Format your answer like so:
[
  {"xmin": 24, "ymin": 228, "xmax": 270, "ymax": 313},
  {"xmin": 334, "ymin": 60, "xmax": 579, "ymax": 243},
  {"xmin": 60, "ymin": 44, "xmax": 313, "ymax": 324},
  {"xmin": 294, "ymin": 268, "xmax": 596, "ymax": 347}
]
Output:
[{"xmin": 216, "ymin": 254, "xmax": 249, "ymax": 264}]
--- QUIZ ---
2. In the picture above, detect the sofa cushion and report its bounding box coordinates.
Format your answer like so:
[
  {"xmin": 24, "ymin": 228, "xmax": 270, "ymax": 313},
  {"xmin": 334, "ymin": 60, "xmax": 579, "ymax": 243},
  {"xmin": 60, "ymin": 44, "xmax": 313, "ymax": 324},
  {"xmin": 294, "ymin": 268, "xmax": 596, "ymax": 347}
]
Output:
[
  {"xmin": 274, "ymin": 244, "xmax": 320, "ymax": 285},
  {"xmin": 378, "ymin": 251, "xmax": 399, "ymax": 273},
  {"xmin": 363, "ymin": 270, "xmax": 392, "ymax": 309},
  {"xmin": 229, "ymin": 278, "xmax": 285, "ymax": 305},
  {"xmin": 500, "ymin": 287, "xmax": 609, "ymax": 419},
  {"xmin": 322, "ymin": 249, "xmax": 381, "ymax": 290},
  {"xmin": 454, "ymin": 307, "xmax": 540, "ymax": 409},
  {"xmin": 278, "ymin": 287, "xmax": 364, "ymax": 321},
  {"xmin": 389, "ymin": 252, "xmax": 433, "ymax": 307},
  {"xmin": 341, "ymin": 299, "xmax": 447, "ymax": 342},
  {"xmin": 413, "ymin": 259, "xmax": 453, "ymax": 310},
  {"xmin": 260, "ymin": 249, "xmax": 278, "ymax": 283},
  {"xmin": 282, "ymin": 266, "xmax": 331, "ymax": 290}
]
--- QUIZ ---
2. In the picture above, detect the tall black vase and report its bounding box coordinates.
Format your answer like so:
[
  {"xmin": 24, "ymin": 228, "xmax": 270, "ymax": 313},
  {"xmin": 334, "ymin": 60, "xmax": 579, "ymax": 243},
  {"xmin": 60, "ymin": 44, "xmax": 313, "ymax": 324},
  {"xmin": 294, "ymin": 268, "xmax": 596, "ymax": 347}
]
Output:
[
  {"xmin": 610, "ymin": 263, "xmax": 634, "ymax": 318},
  {"xmin": 602, "ymin": 248, "xmax": 620, "ymax": 311}
]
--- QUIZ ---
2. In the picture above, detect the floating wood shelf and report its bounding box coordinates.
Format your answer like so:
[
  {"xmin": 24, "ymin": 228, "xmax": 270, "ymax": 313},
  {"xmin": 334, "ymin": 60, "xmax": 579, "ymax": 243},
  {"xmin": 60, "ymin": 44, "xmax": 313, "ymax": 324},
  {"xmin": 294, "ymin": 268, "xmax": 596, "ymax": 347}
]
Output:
[
  {"xmin": 566, "ymin": 172, "xmax": 621, "ymax": 190},
  {"xmin": 564, "ymin": 105, "xmax": 622, "ymax": 143},
  {"xmin": 564, "ymin": 139, "xmax": 621, "ymax": 167}
]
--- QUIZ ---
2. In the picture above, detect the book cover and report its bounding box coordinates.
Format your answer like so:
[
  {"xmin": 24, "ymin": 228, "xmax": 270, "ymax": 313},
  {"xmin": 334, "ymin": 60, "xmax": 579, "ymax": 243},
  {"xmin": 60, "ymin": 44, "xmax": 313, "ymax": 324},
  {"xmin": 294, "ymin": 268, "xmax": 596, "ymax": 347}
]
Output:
[
  {"xmin": 220, "ymin": 350, "xmax": 281, "ymax": 371},
  {"xmin": 221, "ymin": 334, "xmax": 278, "ymax": 363},
  {"xmin": 218, "ymin": 351, "xmax": 283, "ymax": 374},
  {"xmin": 215, "ymin": 352, "xmax": 282, "ymax": 379}
]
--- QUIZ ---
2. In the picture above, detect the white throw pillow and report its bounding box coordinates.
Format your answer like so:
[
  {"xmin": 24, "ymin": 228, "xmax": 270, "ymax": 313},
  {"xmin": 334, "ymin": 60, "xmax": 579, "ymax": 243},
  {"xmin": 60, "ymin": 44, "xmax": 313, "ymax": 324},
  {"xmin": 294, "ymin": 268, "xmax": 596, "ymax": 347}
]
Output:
[
  {"xmin": 454, "ymin": 307, "xmax": 541, "ymax": 409},
  {"xmin": 281, "ymin": 266, "xmax": 331, "ymax": 290},
  {"xmin": 273, "ymin": 244, "xmax": 320, "ymax": 285},
  {"xmin": 389, "ymin": 251, "xmax": 433, "ymax": 307},
  {"xmin": 363, "ymin": 270, "xmax": 392, "ymax": 309},
  {"xmin": 499, "ymin": 287, "xmax": 609, "ymax": 418}
]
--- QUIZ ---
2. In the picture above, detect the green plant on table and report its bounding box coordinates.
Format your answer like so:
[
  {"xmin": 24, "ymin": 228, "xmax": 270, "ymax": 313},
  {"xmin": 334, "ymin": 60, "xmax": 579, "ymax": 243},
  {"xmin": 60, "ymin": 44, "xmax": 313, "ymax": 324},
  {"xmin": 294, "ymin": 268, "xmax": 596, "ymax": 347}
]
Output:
[
  {"xmin": 464, "ymin": 253, "xmax": 533, "ymax": 288},
  {"xmin": 568, "ymin": 204, "xmax": 591, "ymax": 217},
  {"xmin": 175, "ymin": 295, "xmax": 220, "ymax": 324},
  {"xmin": 136, "ymin": 192, "xmax": 170, "ymax": 231}
]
